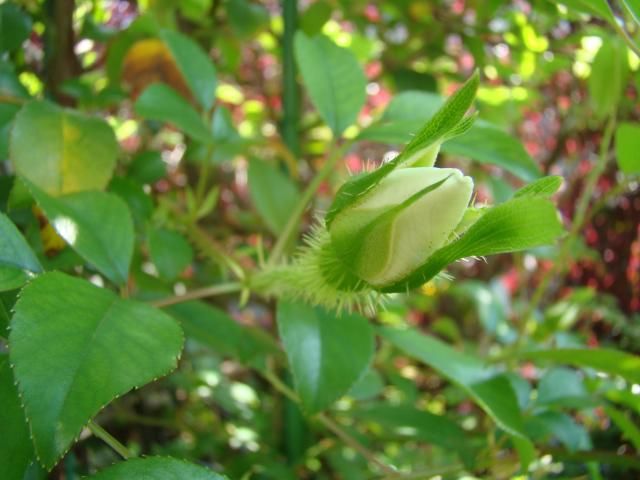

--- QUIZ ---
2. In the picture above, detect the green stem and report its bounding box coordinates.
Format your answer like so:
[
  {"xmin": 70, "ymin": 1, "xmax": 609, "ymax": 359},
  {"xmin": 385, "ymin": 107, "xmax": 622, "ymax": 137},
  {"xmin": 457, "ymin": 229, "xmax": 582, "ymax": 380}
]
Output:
[
  {"xmin": 281, "ymin": 0, "xmax": 300, "ymax": 156},
  {"xmin": 517, "ymin": 115, "xmax": 616, "ymax": 342},
  {"xmin": 88, "ymin": 420, "xmax": 132, "ymax": 459},
  {"xmin": 150, "ymin": 281, "xmax": 243, "ymax": 308},
  {"xmin": 267, "ymin": 141, "xmax": 351, "ymax": 266}
]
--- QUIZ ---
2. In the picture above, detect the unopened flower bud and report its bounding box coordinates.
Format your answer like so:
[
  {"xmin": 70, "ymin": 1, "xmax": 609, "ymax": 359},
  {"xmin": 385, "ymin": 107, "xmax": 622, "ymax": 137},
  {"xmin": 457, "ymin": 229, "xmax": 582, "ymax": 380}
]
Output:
[{"xmin": 327, "ymin": 166, "xmax": 473, "ymax": 287}]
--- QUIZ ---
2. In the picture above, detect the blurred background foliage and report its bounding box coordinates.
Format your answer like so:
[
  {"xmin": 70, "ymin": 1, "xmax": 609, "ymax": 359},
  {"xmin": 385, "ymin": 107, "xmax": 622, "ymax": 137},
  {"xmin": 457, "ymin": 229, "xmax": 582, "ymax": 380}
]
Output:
[{"xmin": 1, "ymin": 0, "xmax": 640, "ymax": 479}]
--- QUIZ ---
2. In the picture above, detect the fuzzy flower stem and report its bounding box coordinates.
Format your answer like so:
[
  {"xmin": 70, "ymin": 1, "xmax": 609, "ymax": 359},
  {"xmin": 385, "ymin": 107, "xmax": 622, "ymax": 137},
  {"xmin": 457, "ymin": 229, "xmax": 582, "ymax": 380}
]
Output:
[
  {"xmin": 88, "ymin": 420, "xmax": 132, "ymax": 459},
  {"xmin": 268, "ymin": 140, "xmax": 353, "ymax": 266}
]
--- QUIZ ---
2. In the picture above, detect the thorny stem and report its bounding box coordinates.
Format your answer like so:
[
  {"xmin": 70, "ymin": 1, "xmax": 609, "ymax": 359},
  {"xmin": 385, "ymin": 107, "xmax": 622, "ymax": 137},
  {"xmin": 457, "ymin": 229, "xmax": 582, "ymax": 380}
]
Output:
[
  {"xmin": 516, "ymin": 115, "xmax": 617, "ymax": 344},
  {"xmin": 267, "ymin": 140, "xmax": 353, "ymax": 266},
  {"xmin": 261, "ymin": 368, "xmax": 396, "ymax": 475},
  {"xmin": 88, "ymin": 420, "xmax": 132, "ymax": 459},
  {"xmin": 150, "ymin": 281, "xmax": 243, "ymax": 308}
]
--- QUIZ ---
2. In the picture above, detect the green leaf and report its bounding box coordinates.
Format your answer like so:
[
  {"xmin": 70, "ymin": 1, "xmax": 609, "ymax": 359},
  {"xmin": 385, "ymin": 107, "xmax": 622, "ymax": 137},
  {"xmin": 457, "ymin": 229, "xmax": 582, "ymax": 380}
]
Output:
[
  {"xmin": 525, "ymin": 411, "xmax": 591, "ymax": 452},
  {"xmin": 536, "ymin": 367, "xmax": 593, "ymax": 408},
  {"xmin": 380, "ymin": 327, "xmax": 528, "ymax": 439},
  {"xmin": 589, "ymin": 37, "xmax": 629, "ymax": 121},
  {"xmin": 9, "ymin": 272, "xmax": 183, "ymax": 469},
  {"xmin": 514, "ymin": 176, "xmax": 563, "ymax": 198},
  {"xmin": 605, "ymin": 404, "xmax": 640, "ymax": 451},
  {"xmin": 382, "ymin": 196, "xmax": 564, "ymax": 292},
  {"xmin": 277, "ymin": 301, "xmax": 374, "ymax": 413},
  {"xmin": 148, "ymin": 227, "xmax": 194, "ymax": 281},
  {"xmin": 28, "ymin": 182, "xmax": 134, "ymax": 286},
  {"xmin": 0, "ymin": 103, "xmax": 20, "ymax": 159},
  {"xmin": 135, "ymin": 84, "xmax": 212, "ymax": 143},
  {"xmin": 227, "ymin": 0, "xmax": 269, "ymax": 38},
  {"xmin": 359, "ymin": 90, "xmax": 540, "ymax": 181},
  {"xmin": 442, "ymin": 123, "xmax": 541, "ymax": 181},
  {"xmin": 0, "ymin": 213, "xmax": 42, "ymax": 291},
  {"xmin": 622, "ymin": 0, "xmax": 640, "ymax": 24},
  {"xmin": 0, "ymin": 3, "xmax": 32, "ymax": 53},
  {"xmin": 516, "ymin": 348, "xmax": 640, "ymax": 384},
  {"xmin": 248, "ymin": 159, "xmax": 301, "ymax": 235},
  {"xmin": 10, "ymin": 101, "xmax": 118, "ymax": 196},
  {"xmin": 300, "ymin": 0, "xmax": 333, "ymax": 35},
  {"xmin": 167, "ymin": 301, "xmax": 280, "ymax": 368},
  {"xmin": 615, "ymin": 122, "xmax": 640, "ymax": 174},
  {"xmin": 160, "ymin": 29, "xmax": 217, "ymax": 111},
  {"xmin": 88, "ymin": 457, "xmax": 228, "ymax": 479},
  {"xmin": 294, "ymin": 32, "xmax": 366, "ymax": 136},
  {"xmin": 128, "ymin": 150, "xmax": 166, "ymax": 184},
  {"xmin": 0, "ymin": 357, "xmax": 36, "ymax": 480},
  {"xmin": 353, "ymin": 404, "xmax": 476, "ymax": 467}
]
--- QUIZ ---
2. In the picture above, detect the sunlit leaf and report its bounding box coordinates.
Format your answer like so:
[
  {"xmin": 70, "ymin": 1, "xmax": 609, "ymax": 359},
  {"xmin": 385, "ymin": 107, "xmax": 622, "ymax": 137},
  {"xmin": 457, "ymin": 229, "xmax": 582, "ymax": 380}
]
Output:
[
  {"xmin": 10, "ymin": 101, "xmax": 118, "ymax": 196},
  {"xmin": 28, "ymin": 182, "xmax": 134, "ymax": 286},
  {"xmin": 9, "ymin": 272, "xmax": 183, "ymax": 469},
  {"xmin": 294, "ymin": 32, "xmax": 366, "ymax": 136}
]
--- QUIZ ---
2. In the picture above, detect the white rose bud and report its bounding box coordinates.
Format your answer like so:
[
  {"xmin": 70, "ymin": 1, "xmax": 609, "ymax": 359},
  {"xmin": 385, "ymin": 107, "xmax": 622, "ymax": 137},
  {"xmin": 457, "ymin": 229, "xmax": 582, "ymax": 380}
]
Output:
[{"xmin": 327, "ymin": 166, "xmax": 473, "ymax": 288}]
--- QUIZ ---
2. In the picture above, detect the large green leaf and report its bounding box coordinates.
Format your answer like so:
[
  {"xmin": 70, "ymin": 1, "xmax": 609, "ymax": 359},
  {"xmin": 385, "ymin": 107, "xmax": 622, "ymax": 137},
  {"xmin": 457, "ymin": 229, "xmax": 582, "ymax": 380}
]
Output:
[
  {"xmin": 615, "ymin": 122, "xmax": 640, "ymax": 174},
  {"xmin": 10, "ymin": 101, "xmax": 118, "ymax": 196},
  {"xmin": 516, "ymin": 348, "xmax": 640, "ymax": 384},
  {"xmin": 28, "ymin": 182, "xmax": 134, "ymax": 286},
  {"xmin": 382, "ymin": 195, "xmax": 564, "ymax": 292},
  {"xmin": 0, "ymin": 357, "xmax": 36, "ymax": 480},
  {"xmin": 0, "ymin": 212, "xmax": 42, "ymax": 291},
  {"xmin": 248, "ymin": 159, "xmax": 301, "ymax": 235},
  {"xmin": 88, "ymin": 457, "xmax": 228, "ymax": 479},
  {"xmin": 0, "ymin": 3, "xmax": 32, "ymax": 53},
  {"xmin": 9, "ymin": 272, "xmax": 183, "ymax": 469},
  {"xmin": 135, "ymin": 84, "xmax": 212, "ymax": 143},
  {"xmin": 277, "ymin": 301, "xmax": 374, "ymax": 413},
  {"xmin": 160, "ymin": 29, "xmax": 217, "ymax": 111},
  {"xmin": 380, "ymin": 327, "xmax": 528, "ymax": 440},
  {"xmin": 294, "ymin": 32, "xmax": 366, "ymax": 136}
]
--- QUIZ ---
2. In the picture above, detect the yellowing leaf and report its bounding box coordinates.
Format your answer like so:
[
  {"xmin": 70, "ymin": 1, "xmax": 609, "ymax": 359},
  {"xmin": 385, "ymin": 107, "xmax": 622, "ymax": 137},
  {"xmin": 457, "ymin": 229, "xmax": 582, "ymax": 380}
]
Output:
[{"xmin": 122, "ymin": 38, "xmax": 192, "ymax": 101}]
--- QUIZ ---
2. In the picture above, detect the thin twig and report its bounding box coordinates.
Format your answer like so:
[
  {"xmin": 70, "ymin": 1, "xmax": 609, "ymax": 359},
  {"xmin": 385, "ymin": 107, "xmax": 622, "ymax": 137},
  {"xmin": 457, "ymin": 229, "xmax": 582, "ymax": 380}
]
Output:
[
  {"xmin": 150, "ymin": 282, "xmax": 243, "ymax": 308},
  {"xmin": 516, "ymin": 115, "xmax": 617, "ymax": 343},
  {"xmin": 267, "ymin": 141, "xmax": 352, "ymax": 266},
  {"xmin": 88, "ymin": 420, "xmax": 132, "ymax": 459}
]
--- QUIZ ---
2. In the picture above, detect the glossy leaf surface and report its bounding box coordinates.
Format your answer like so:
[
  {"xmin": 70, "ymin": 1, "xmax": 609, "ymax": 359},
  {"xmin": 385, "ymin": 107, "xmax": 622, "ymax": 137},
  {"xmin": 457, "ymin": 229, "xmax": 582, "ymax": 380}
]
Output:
[{"xmin": 9, "ymin": 273, "xmax": 183, "ymax": 468}]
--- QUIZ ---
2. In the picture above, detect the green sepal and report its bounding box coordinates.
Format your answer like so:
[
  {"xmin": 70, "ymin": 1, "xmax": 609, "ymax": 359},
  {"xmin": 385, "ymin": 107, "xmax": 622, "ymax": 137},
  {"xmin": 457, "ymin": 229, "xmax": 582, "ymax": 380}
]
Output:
[
  {"xmin": 325, "ymin": 71, "xmax": 479, "ymax": 227},
  {"xmin": 514, "ymin": 175, "xmax": 563, "ymax": 198},
  {"xmin": 380, "ymin": 195, "xmax": 564, "ymax": 293}
]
